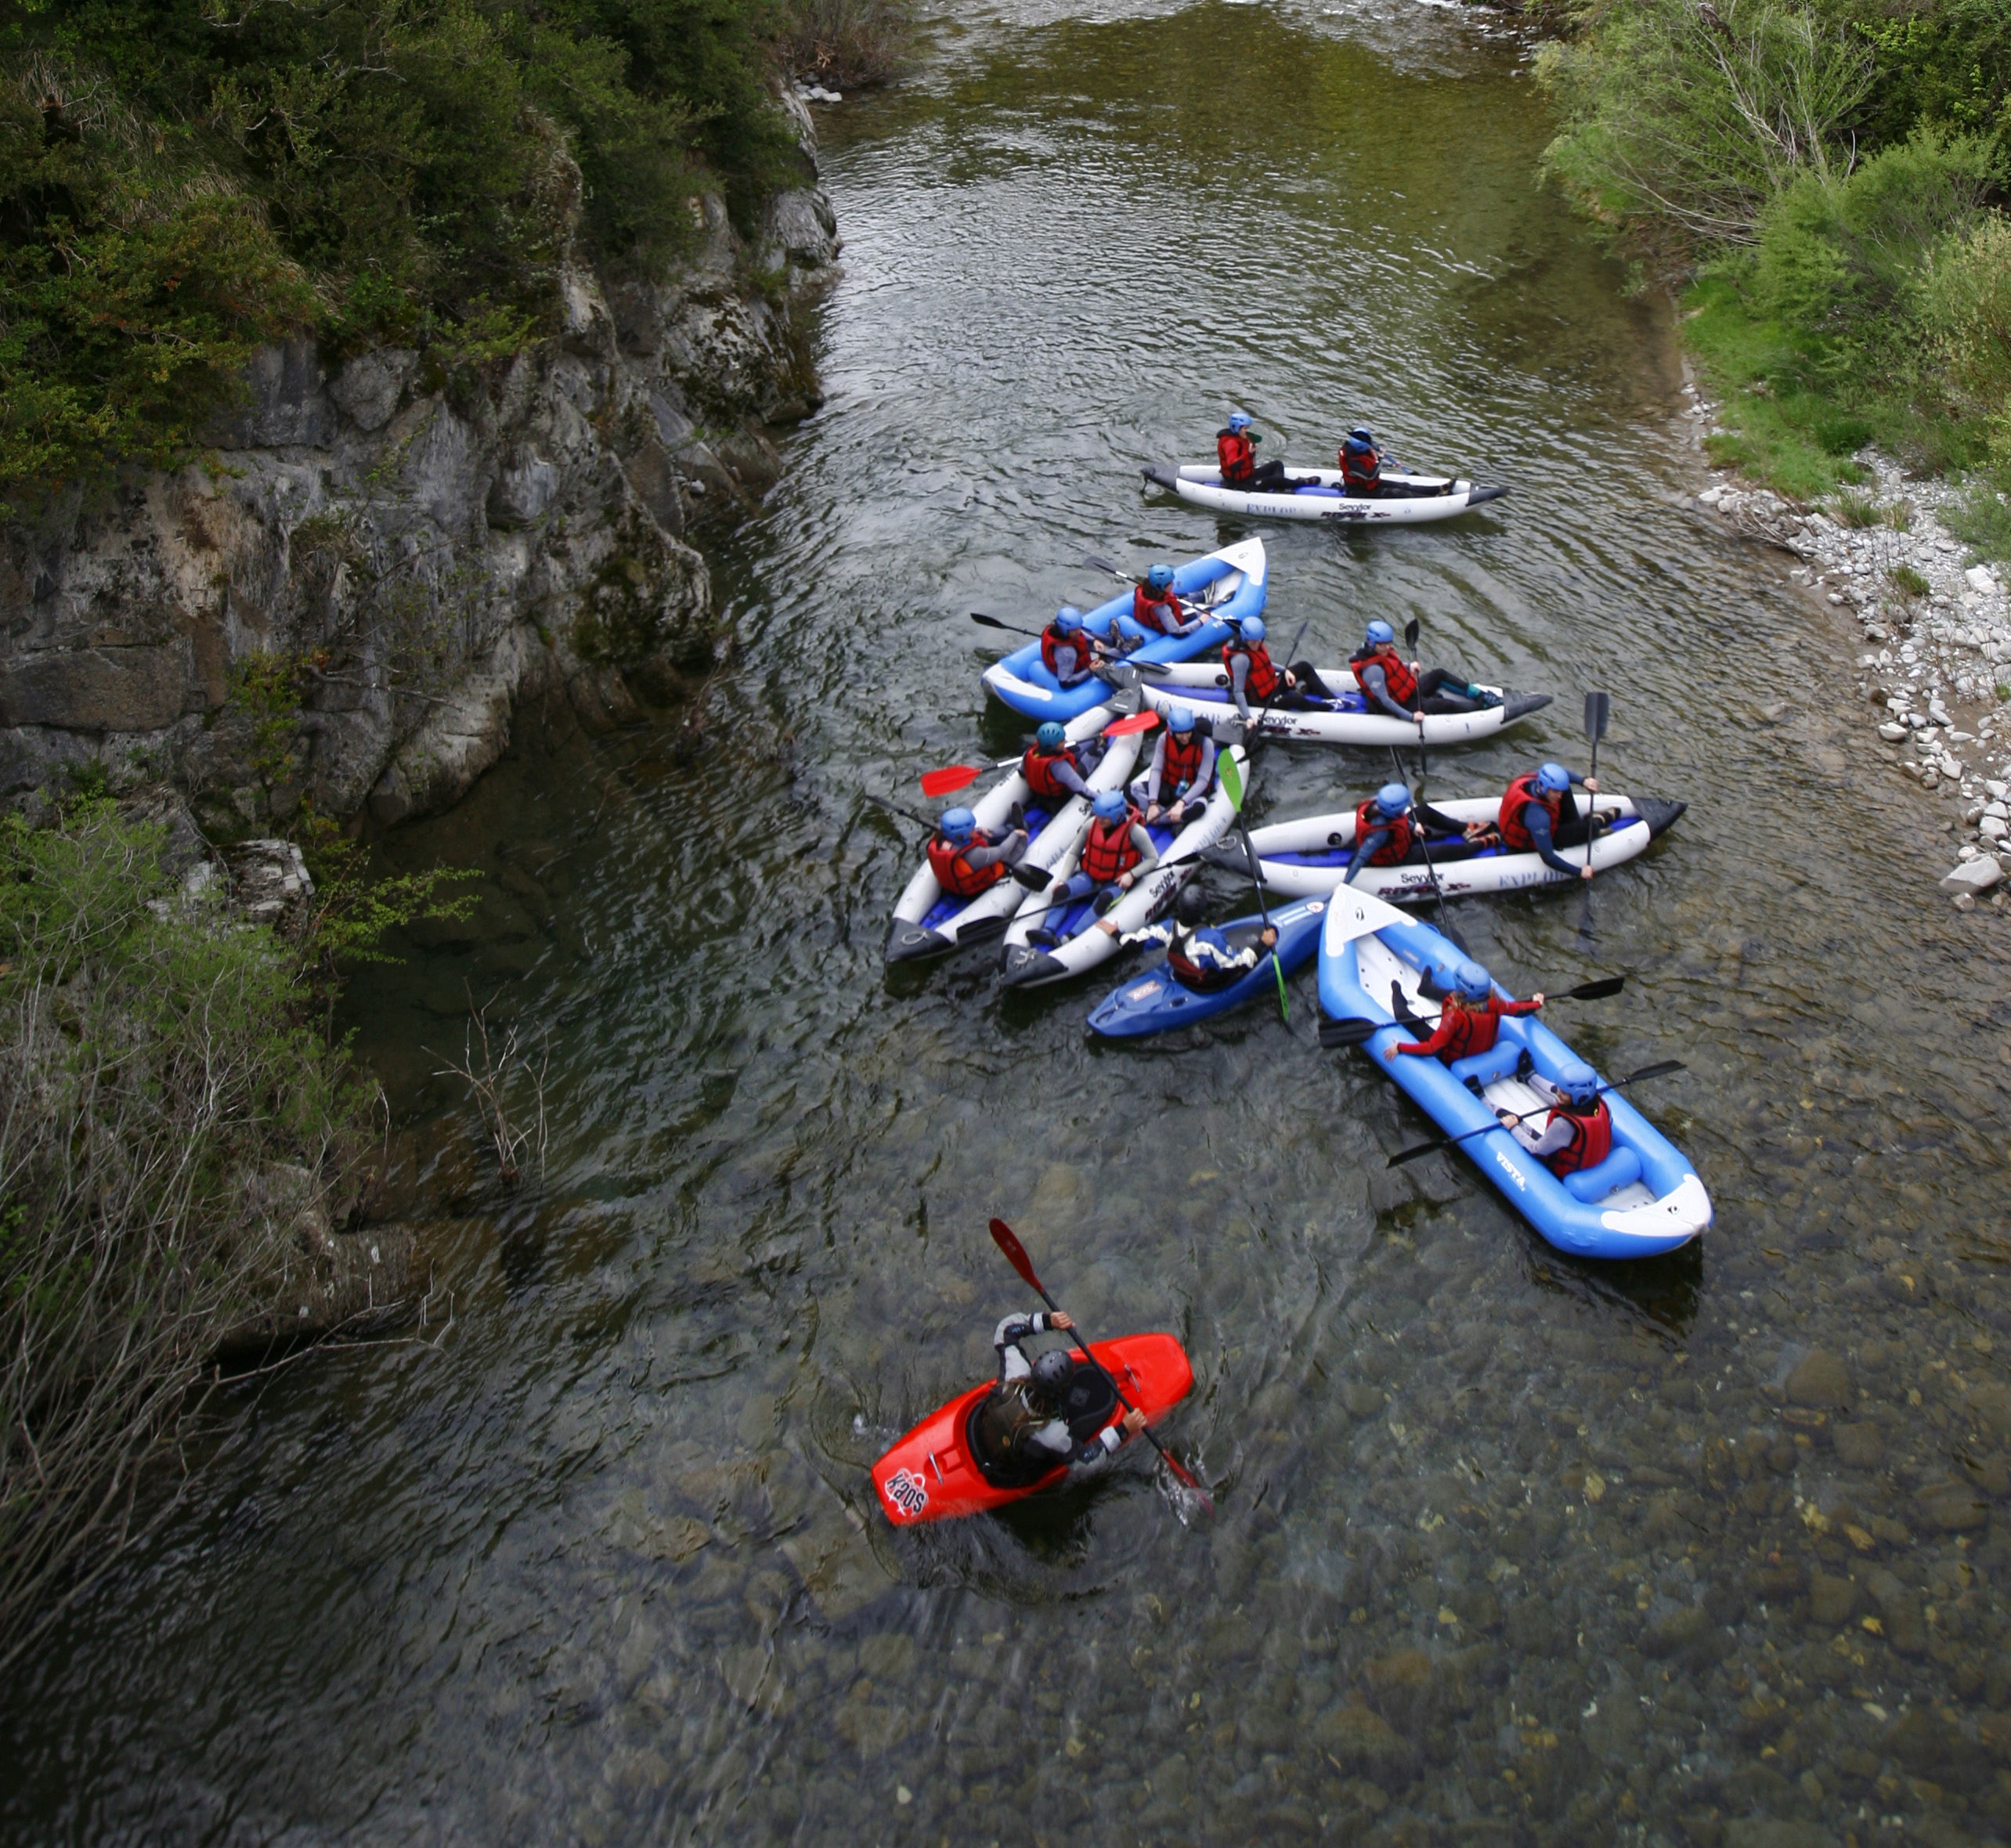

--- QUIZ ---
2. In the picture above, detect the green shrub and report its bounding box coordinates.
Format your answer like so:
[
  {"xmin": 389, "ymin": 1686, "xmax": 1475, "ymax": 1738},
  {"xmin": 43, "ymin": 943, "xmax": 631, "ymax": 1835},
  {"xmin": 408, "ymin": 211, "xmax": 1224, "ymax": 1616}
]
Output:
[
  {"xmin": 1830, "ymin": 489, "xmax": 1881, "ymax": 525},
  {"xmin": 773, "ymin": 0, "xmax": 919, "ymax": 88},
  {"xmin": 1945, "ymin": 482, "xmax": 2011, "ymax": 566},
  {"xmin": 1890, "ymin": 562, "xmax": 1931, "ymax": 597}
]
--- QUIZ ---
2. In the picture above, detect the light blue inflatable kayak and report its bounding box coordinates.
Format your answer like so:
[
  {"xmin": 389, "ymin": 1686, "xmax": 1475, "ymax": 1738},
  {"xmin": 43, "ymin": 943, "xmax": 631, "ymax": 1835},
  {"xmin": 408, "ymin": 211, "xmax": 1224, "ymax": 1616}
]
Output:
[
  {"xmin": 980, "ymin": 537, "xmax": 1268, "ymax": 724},
  {"xmin": 1317, "ymin": 890, "xmax": 1710, "ymax": 1259},
  {"xmin": 1085, "ymin": 897, "xmax": 1326, "ymax": 1038}
]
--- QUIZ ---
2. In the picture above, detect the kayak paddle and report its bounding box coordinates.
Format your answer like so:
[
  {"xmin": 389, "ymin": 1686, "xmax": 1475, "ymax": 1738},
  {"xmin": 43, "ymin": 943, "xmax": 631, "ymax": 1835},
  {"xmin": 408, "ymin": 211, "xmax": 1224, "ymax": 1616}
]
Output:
[
  {"xmin": 1104, "ymin": 709, "xmax": 1160, "ymax": 738},
  {"xmin": 1403, "ymin": 615, "xmax": 1428, "ymax": 787},
  {"xmin": 987, "ymin": 1217, "xmax": 1213, "ymax": 1514},
  {"xmin": 1384, "ymin": 1060, "xmax": 1686, "ymax": 1168},
  {"xmin": 1386, "ymin": 743, "xmax": 1468, "ymax": 955},
  {"xmin": 861, "ymin": 790, "xmax": 938, "ymax": 832},
  {"xmin": 970, "ymin": 612, "xmax": 1048, "ymax": 641},
  {"xmin": 1316, "ymin": 976, "xmax": 1624, "ymax": 1050},
  {"xmin": 1217, "ymin": 750, "xmax": 1287, "ymax": 1022},
  {"xmin": 1579, "ymin": 691, "xmax": 1610, "ymax": 943},
  {"xmin": 921, "ymin": 711, "xmax": 1157, "ymax": 798}
]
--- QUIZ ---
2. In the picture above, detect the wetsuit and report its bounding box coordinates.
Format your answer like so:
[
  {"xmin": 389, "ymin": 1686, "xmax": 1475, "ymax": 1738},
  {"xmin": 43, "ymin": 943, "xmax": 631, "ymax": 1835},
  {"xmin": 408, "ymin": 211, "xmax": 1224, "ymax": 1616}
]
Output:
[
  {"xmin": 1022, "ymin": 740, "xmax": 1097, "ymax": 803},
  {"xmin": 971, "ymin": 1313, "xmax": 1128, "ymax": 1484},
  {"xmin": 1049, "ymin": 815, "xmax": 1159, "ymax": 908},
  {"xmin": 1219, "ymin": 428, "xmax": 1287, "ymax": 495},
  {"xmin": 1343, "ymin": 800, "xmax": 1472, "ymax": 883},
  {"xmin": 1352, "ymin": 652, "xmax": 1484, "ymax": 721},
  {"xmin": 1130, "ymin": 583, "xmax": 1204, "ymax": 641},
  {"xmin": 1128, "ymin": 730, "xmax": 1217, "ymax": 816},
  {"xmin": 926, "ymin": 825, "xmax": 1027, "ymax": 899},
  {"xmin": 1502, "ymin": 774, "xmax": 1600, "ymax": 875},
  {"xmin": 1502, "ymin": 1074, "xmax": 1641, "ymax": 1201}
]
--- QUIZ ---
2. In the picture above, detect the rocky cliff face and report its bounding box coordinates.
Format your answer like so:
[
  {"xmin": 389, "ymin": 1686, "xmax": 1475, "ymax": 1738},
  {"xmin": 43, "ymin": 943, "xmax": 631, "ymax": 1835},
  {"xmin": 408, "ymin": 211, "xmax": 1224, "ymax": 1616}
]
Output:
[{"xmin": 0, "ymin": 103, "xmax": 838, "ymax": 833}]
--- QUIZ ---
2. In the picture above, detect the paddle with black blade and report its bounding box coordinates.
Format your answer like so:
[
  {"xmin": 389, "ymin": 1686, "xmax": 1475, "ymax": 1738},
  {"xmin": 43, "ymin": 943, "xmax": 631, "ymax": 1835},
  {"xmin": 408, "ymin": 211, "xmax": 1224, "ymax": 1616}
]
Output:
[
  {"xmin": 1384, "ymin": 1059, "xmax": 1684, "ymax": 1168},
  {"xmin": 970, "ymin": 612, "xmax": 1049, "ymax": 641},
  {"xmin": 987, "ymin": 1217, "xmax": 1214, "ymax": 1514},
  {"xmin": 1216, "ymin": 751, "xmax": 1288, "ymax": 1022},
  {"xmin": 1317, "ymin": 975, "xmax": 1626, "ymax": 1048},
  {"xmin": 1577, "ymin": 690, "xmax": 1611, "ymax": 944}
]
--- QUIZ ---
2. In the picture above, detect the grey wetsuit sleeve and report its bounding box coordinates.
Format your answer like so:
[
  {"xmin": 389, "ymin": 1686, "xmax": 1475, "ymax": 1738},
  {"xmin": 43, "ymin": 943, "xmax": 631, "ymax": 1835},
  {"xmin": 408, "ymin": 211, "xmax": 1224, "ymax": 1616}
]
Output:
[{"xmin": 1359, "ymin": 662, "xmax": 1412, "ymax": 721}]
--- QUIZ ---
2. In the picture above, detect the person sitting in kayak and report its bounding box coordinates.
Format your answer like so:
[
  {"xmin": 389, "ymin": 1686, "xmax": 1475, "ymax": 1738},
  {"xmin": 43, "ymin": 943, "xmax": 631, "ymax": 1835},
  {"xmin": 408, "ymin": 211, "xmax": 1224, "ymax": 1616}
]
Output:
[
  {"xmin": 1383, "ymin": 958, "xmax": 1544, "ymax": 1093},
  {"xmin": 1121, "ymin": 882, "xmax": 1277, "ymax": 994},
  {"xmin": 1217, "ymin": 412, "xmax": 1288, "ymax": 495},
  {"xmin": 971, "ymin": 1308, "xmax": 1146, "ymax": 1486},
  {"xmin": 1022, "ymin": 720, "xmax": 1102, "ymax": 804},
  {"xmin": 1342, "ymin": 782, "xmax": 1475, "ymax": 884},
  {"xmin": 1222, "ymin": 617, "xmax": 1333, "ymax": 721},
  {"xmin": 1042, "ymin": 789, "xmax": 1160, "ymax": 940},
  {"xmin": 1350, "ymin": 619, "xmax": 1501, "ymax": 719},
  {"xmin": 1340, "ymin": 426, "xmax": 1386, "ymax": 496},
  {"xmin": 1498, "ymin": 1061, "xmax": 1641, "ymax": 1201},
  {"xmin": 1125, "ymin": 565, "xmax": 1205, "ymax": 644},
  {"xmin": 1039, "ymin": 606, "xmax": 1103, "ymax": 689},
  {"xmin": 1486, "ymin": 762, "xmax": 1604, "ymax": 881},
  {"xmin": 1128, "ymin": 706, "xmax": 1216, "ymax": 828},
  {"xmin": 926, "ymin": 807, "xmax": 1028, "ymax": 901}
]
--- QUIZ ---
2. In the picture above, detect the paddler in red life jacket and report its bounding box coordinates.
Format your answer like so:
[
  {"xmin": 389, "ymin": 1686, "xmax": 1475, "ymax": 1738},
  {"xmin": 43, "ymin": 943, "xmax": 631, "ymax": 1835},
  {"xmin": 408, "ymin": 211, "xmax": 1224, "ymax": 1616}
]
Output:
[
  {"xmin": 1339, "ymin": 426, "xmax": 1386, "ymax": 497},
  {"xmin": 1117, "ymin": 564, "xmax": 1207, "ymax": 650},
  {"xmin": 925, "ymin": 806, "xmax": 1027, "ymax": 902},
  {"xmin": 1221, "ymin": 616, "xmax": 1329, "ymax": 723},
  {"xmin": 1217, "ymin": 411, "xmax": 1288, "ymax": 495},
  {"xmin": 1341, "ymin": 782, "xmax": 1476, "ymax": 885},
  {"xmin": 1021, "ymin": 720, "xmax": 1101, "ymax": 804},
  {"xmin": 1038, "ymin": 606, "xmax": 1103, "ymax": 690},
  {"xmin": 1349, "ymin": 619, "xmax": 1502, "ymax": 720},
  {"xmin": 1042, "ymin": 788, "xmax": 1160, "ymax": 940},
  {"xmin": 971, "ymin": 1310, "xmax": 1146, "ymax": 1487},
  {"xmin": 1127, "ymin": 705, "xmax": 1216, "ymax": 828},
  {"xmin": 1497, "ymin": 1059, "xmax": 1644, "ymax": 1203},
  {"xmin": 1120, "ymin": 882, "xmax": 1277, "ymax": 994},
  {"xmin": 1489, "ymin": 761, "xmax": 1604, "ymax": 881},
  {"xmin": 1383, "ymin": 958, "xmax": 1545, "ymax": 1093}
]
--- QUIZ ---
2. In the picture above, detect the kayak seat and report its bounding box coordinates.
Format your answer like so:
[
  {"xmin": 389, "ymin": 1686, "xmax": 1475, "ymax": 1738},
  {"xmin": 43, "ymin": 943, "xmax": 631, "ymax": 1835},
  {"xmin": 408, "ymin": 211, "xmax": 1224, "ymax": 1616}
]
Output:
[
  {"xmin": 963, "ymin": 1399, "xmax": 1056, "ymax": 1490},
  {"xmin": 1293, "ymin": 485, "xmax": 1344, "ymax": 498},
  {"xmin": 1450, "ymin": 1042, "xmax": 1519, "ymax": 1089},
  {"xmin": 1562, "ymin": 1145, "xmax": 1644, "ymax": 1204}
]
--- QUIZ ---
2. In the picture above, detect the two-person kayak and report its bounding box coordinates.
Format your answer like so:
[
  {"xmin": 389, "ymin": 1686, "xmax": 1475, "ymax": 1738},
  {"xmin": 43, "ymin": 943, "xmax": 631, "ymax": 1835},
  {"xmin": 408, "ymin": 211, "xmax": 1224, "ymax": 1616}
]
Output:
[{"xmin": 1143, "ymin": 462, "xmax": 1507, "ymax": 525}]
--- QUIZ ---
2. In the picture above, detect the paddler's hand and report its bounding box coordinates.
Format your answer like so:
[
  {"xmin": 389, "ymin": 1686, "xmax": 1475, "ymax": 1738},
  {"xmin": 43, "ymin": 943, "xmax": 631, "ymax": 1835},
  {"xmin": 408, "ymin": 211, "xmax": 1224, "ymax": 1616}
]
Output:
[
  {"xmin": 1117, "ymin": 871, "xmax": 1135, "ymax": 890},
  {"xmin": 1118, "ymin": 1407, "xmax": 1147, "ymax": 1439},
  {"xmin": 1259, "ymin": 926, "xmax": 1278, "ymax": 948},
  {"xmin": 1580, "ymin": 864, "xmax": 1595, "ymax": 882},
  {"xmin": 1530, "ymin": 992, "xmax": 1546, "ymax": 1006},
  {"xmin": 1583, "ymin": 777, "xmax": 1600, "ymax": 794},
  {"xmin": 1497, "ymin": 1111, "xmax": 1522, "ymax": 1129},
  {"xmin": 1144, "ymin": 803, "xmax": 1164, "ymax": 824},
  {"xmin": 1048, "ymin": 1312, "xmax": 1075, "ymax": 1332},
  {"xmin": 1464, "ymin": 822, "xmax": 1488, "ymax": 841}
]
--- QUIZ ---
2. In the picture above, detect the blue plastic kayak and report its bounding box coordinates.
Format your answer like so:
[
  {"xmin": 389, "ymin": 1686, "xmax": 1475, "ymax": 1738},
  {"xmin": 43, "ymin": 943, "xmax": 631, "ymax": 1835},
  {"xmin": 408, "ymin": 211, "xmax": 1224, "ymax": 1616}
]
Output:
[
  {"xmin": 980, "ymin": 538, "xmax": 1268, "ymax": 724},
  {"xmin": 1317, "ymin": 890, "xmax": 1710, "ymax": 1259},
  {"xmin": 1085, "ymin": 897, "xmax": 1327, "ymax": 1038}
]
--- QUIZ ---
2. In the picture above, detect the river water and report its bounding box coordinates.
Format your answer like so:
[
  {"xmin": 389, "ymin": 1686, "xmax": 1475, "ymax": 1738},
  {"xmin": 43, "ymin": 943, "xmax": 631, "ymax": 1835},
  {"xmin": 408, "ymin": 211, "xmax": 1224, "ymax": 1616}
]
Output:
[{"xmin": 9, "ymin": 2, "xmax": 2011, "ymax": 1843}]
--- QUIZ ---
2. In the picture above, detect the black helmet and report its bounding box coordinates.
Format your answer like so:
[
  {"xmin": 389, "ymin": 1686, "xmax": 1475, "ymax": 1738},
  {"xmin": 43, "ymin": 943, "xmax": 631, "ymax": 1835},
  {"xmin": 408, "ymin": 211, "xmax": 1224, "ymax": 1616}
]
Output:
[
  {"xmin": 1175, "ymin": 883, "xmax": 1208, "ymax": 926},
  {"xmin": 1031, "ymin": 1349, "xmax": 1074, "ymax": 1403}
]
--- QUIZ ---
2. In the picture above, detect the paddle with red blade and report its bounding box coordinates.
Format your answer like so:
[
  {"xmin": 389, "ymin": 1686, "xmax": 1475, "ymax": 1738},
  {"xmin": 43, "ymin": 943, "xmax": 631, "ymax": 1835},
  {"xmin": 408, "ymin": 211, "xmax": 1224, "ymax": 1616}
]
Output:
[
  {"xmin": 987, "ymin": 1217, "xmax": 1213, "ymax": 1513},
  {"xmin": 919, "ymin": 713, "xmax": 1159, "ymax": 799}
]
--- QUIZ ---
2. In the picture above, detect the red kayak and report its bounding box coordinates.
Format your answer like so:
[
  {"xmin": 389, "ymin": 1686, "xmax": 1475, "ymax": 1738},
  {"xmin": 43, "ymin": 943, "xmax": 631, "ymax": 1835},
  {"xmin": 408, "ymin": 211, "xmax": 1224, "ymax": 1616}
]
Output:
[{"xmin": 871, "ymin": 1334, "xmax": 1195, "ymax": 1525}]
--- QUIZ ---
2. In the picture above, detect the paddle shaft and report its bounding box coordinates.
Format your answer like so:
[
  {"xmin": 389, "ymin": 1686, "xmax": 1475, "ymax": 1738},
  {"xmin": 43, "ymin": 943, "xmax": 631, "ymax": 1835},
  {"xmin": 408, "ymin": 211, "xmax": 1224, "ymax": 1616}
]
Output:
[
  {"xmin": 861, "ymin": 790, "xmax": 937, "ymax": 832},
  {"xmin": 1387, "ymin": 745, "xmax": 1464, "ymax": 952},
  {"xmin": 1388, "ymin": 1061, "xmax": 1684, "ymax": 1168}
]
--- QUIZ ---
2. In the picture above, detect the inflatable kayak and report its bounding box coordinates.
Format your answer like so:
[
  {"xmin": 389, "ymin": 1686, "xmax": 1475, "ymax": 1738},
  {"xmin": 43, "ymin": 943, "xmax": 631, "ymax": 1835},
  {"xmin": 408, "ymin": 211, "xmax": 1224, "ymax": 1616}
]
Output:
[
  {"xmin": 1143, "ymin": 462, "xmax": 1507, "ymax": 525},
  {"xmin": 1085, "ymin": 896, "xmax": 1326, "ymax": 1038},
  {"xmin": 1120, "ymin": 660, "xmax": 1550, "ymax": 746},
  {"xmin": 1317, "ymin": 888, "xmax": 1710, "ymax": 1259},
  {"xmin": 980, "ymin": 538, "xmax": 1268, "ymax": 724},
  {"xmin": 885, "ymin": 702, "xmax": 1146, "ymax": 963},
  {"xmin": 872, "ymin": 1333, "xmax": 1194, "ymax": 1525},
  {"xmin": 998, "ymin": 749, "xmax": 1247, "ymax": 987},
  {"xmin": 1204, "ymin": 794, "xmax": 1687, "ymax": 901}
]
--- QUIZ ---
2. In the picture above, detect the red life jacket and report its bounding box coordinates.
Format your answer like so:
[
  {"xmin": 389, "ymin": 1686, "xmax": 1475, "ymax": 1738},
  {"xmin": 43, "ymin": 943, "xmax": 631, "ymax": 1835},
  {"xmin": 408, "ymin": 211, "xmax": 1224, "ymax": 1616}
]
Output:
[
  {"xmin": 1350, "ymin": 643, "xmax": 1417, "ymax": 707},
  {"xmin": 1132, "ymin": 583, "xmax": 1185, "ymax": 633},
  {"xmin": 1546, "ymin": 1100, "xmax": 1614, "ymax": 1175},
  {"xmin": 1224, "ymin": 638, "xmax": 1280, "ymax": 702},
  {"xmin": 1022, "ymin": 744, "xmax": 1078, "ymax": 802},
  {"xmin": 926, "ymin": 834, "xmax": 1004, "ymax": 901},
  {"xmin": 1218, "ymin": 430, "xmax": 1256, "ymax": 485},
  {"xmin": 1078, "ymin": 810, "xmax": 1145, "ymax": 885},
  {"xmin": 1341, "ymin": 445, "xmax": 1381, "ymax": 493},
  {"xmin": 1039, "ymin": 624, "xmax": 1085, "ymax": 680},
  {"xmin": 1498, "ymin": 773, "xmax": 1562, "ymax": 853},
  {"xmin": 1160, "ymin": 729, "xmax": 1206, "ymax": 795},
  {"xmin": 1434, "ymin": 996, "xmax": 1505, "ymax": 1060},
  {"xmin": 1352, "ymin": 796, "xmax": 1416, "ymax": 865}
]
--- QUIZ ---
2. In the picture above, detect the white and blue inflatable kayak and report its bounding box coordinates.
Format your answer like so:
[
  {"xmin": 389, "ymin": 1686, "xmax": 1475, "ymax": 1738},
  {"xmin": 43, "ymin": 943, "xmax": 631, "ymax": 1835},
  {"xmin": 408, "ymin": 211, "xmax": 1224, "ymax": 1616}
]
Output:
[
  {"xmin": 980, "ymin": 538, "xmax": 1268, "ymax": 724},
  {"xmin": 1319, "ymin": 889, "xmax": 1710, "ymax": 1259},
  {"xmin": 1206, "ymin": 794, "xmax": 1686, "ymax": 901},
  {"xmin": 1121, "ymin": 660, "xmax": 1550, "ymax": 746},
  {"xmin": 1143, "ymin": 463, "xmax": 1507, "ymax": 525},
  {"xmin": 998, "ymin": 748, "xmax": 1247, "ymax": 988},
  {"xmin": 1085, "ymin": 897, "xmax": 1326, "ymax": 1038},
  {"xmin": 884, "ymin": 700, "xmax": 1146, "ymax": 963}
]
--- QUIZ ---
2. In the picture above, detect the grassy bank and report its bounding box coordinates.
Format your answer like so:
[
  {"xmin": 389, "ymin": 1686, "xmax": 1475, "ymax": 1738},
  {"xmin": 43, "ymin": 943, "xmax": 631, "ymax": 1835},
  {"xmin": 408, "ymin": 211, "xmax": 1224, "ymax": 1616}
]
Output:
[{"xmin": 1536, "ymin": 0, "xmax": 2011, "ymax": 533}]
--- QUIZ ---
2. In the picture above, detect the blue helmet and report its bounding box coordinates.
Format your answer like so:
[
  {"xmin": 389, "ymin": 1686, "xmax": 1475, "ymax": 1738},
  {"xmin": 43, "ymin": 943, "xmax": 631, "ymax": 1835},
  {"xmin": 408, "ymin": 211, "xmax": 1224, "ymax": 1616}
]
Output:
[
  {"xmin": 1035, "ymin": 720, "xmax": 1067, "ymax": 749},
  {"xmin": 1092, "ymin": 789, "xmax": 1128, "ymax": 822},
  {"xmin": 1453, "ymin": 959, "xmax": 1493, "ymax": 1003},
  {"xmin": 1228, "ymin": 411, "xmax": 1252, "ymax": 432},
  {"xmin": 1349, "ymin": 425, "xmax": 1374, "ymax": 443},
  {"xmin": 1374, "ymin": 782, "xmax": 1412, "ymax": 818},
  {"xmin": 940, "ymin": 807, "xmax": 976, "ymax": 843},
  {"xmin": 1055, "ymin": 606, "xmax": 1083, "ymax": 633},
  {"xmin": 1146, "ymin": 564, "xmax": 1175, "ymax": 593},
  {"xmin": 1168, "ymin": 706, "xmax": 1196, "ymax": 734},
  {"xmin": 1240, "ymin": 616, "xmax": 1266, "ymax": 643},
  {"xmin": 1536, "ymin": 762, "xmax": 1571, "ymax": 795},
  {"xmin": 1555, "ymin": 1059, "xmax": 1601, "ymax": 1107},
  {"xmin": 1365, "ymin": 619, "xmax": 1395, "ymax": 648}
]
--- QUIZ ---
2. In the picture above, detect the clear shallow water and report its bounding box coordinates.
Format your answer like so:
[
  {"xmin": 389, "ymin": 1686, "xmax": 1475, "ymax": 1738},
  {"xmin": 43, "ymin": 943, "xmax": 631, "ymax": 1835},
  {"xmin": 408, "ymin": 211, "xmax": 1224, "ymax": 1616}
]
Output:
[{"xmin": 9, "ymin": 2, "xmax": 2011, "ymax": 1843}]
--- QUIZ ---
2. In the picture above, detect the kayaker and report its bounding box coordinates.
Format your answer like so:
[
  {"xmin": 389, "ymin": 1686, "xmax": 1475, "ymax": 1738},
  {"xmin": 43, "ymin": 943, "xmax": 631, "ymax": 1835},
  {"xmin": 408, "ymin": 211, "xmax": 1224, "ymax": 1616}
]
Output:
[
  {"xmin": 1383, "ymin": 958, "xmax": 1544, "ymax": 1092},
  {"xmin": 972, "ymin": 1309, "xmax": 1148, "ymax": 1485},
  {"xmin": 1497, "ymin": 1061, "xmax": 1640, "ymax": 1199},
  {"xmin": 1340, "ymin": 427, "xmax": 1386, "ymax": 496},
  {"xmin": 1039, "ymin": 606, "xmax": 1102, "ymax": 689},
  {"xmin": 1044, "ymin": 789, "xmax": 1159, "ymax": 937},
  {"xmin": 1491, "ymin": 762, "xmax": 1603, "ymax": 881},
  {"xmin": 1121, "ymin": 883, "xmax": 1277, "ymax": 993},
  {"xmin": 1350, "ymin": 619, "xmax": 1501, "ymax": 720},
  {"xmin": 926, "ymin": 807, "xmax": 1028, "ymax": 901},
  {"xmin": 1217, "ymin": 412, "xmax": 1288, "ymax": 495},
  {"xmin": 1022, "ymin": 720, "xmax": 1100, "ymax": 804},
  {"xmin": 1343, "ymin": 782, "xmax": 1475, "ymax": 884},
  {"xmin": 1128, "ymin": 706, "xmax": 1216, "ymax": 827},
  {"xmin": 1222, "ymin": 616, "xmax": 1328, "ymax": 722},
  {"xmin": 1128, "ymin": 565, "xmax": 1205, "ymax": 642}
]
